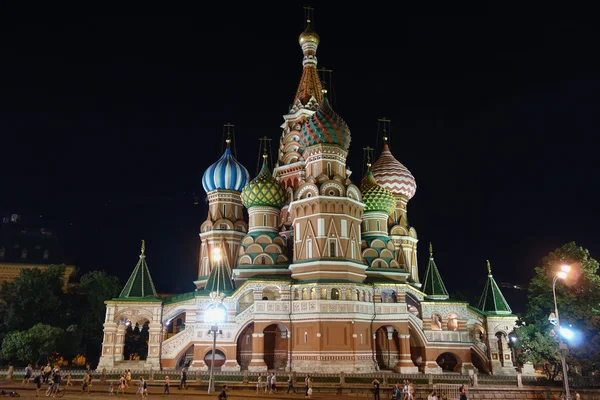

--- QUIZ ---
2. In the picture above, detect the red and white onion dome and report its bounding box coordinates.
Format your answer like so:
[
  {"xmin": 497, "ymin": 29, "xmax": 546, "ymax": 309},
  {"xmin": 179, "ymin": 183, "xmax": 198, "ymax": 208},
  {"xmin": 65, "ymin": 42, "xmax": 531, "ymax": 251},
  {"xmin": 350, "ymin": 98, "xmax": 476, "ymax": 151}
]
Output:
[{"xmin": 370, "ymin": 140, "xmax": 416, "ymax": 200}]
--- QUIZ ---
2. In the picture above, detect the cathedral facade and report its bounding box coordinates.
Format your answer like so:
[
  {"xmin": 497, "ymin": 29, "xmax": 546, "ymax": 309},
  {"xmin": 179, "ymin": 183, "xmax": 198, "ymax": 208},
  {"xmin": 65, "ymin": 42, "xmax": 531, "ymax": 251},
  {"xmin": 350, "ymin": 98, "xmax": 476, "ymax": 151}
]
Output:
[{"xmin": 97, "ymin": 17, "xmax": 518, "ymax": 375}]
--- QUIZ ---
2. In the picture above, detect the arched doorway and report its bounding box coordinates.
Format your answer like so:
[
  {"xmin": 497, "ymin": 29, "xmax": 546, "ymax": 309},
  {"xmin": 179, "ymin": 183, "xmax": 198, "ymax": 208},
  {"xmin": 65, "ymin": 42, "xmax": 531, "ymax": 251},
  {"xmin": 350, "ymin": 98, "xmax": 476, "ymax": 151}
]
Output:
[
  {"xmin": 204, "ymin": 349, "xmax": 226, "ymax": 369},
  {"xmin": 409, "ymin": 326, "xmax": 426, "ymax": 371},
  {"xmin": 124, "ymin": 319, "xmax": 149, "ymax": 360},
  {"xmin": 436, "ymin": 352, "xmax": 460, "ymax": 373},
  {"xmin": 375, "ymin": 326, "xmax": 400, "ymax": 370},
  {"xmin": 263, "ymin": 324, "xmax": 288, "ymax": 370},
  {"xmin": 236, "ymin": 323, "xmax": 254, "ymax": 370}
]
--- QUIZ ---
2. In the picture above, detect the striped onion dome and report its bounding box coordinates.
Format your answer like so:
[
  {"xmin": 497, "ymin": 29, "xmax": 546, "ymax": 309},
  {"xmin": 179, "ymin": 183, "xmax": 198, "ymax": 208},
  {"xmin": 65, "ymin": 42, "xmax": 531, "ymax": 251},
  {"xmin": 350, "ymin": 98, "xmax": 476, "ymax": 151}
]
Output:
[
  {"xmin": 360, "ymin": 171, "xmax": 396, "ymax": 215},
  {"xmin": 300, "ymin": 97, "xmax": 351, "ymax": 151},
  {"xmin": 371, "ymin": 140, "xmax": 416, "ymax": 200},
  {"xmin": 202, "ymin": 146, "xmax": 250, "ymax": 193},
  {"xmin": 241, "ymin": 159, "xmax": 286, "ymax": 209}
]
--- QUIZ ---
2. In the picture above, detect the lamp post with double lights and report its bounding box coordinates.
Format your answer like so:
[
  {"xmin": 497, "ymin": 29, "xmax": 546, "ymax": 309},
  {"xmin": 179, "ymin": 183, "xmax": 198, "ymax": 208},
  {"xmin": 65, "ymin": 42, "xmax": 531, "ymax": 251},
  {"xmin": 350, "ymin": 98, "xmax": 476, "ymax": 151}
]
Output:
[
  {"xmin": 205, "ymin": 247, "xmax": 227, "ymax": 394},
  {"xmin": 551, "ymin": 264, "xmax": 571, "ymax": 400}
]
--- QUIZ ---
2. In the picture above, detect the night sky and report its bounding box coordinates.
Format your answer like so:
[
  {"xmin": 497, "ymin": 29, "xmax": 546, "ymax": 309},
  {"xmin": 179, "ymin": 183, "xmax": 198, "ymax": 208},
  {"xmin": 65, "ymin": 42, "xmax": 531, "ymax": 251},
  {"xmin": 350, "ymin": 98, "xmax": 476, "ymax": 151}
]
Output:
[{"xmin": 2, "ymin": 3, "xmax": 599, "ymax": 313}]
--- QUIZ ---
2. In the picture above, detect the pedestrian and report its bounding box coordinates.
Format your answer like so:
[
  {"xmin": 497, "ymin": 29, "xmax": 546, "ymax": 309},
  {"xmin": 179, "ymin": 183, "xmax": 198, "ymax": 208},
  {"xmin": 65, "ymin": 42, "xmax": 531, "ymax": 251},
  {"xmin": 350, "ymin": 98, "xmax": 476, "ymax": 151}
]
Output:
[
  {"xmin": 66, "ymin": 373, "xmax": 73, "ymax": 387},
  {"xmin": 266, "ymin": 373, "xmax": 272, "ymax": 393},
  {"xmin": 179, "ymin": 367, "xmax": 187, "ymax": 390},
  {"xmin": 22, "ymin": 364, "xmax": 32, "ymax": 386},
  {"xmin": 163, "ymin": 375, "xmax": 170, "ymax": 396},
  {"xmin": 270, "ymin": 373, "xmax": 277, "ymax": 394},
  {"xmin": 136, "ymin": 376, "xmax": 146, "ymax": 399},
  {"xmin": 256, "ymin": 373, "xmax": 263, "ymax": 393},
  {"xmin": 459, "ymin": 384, "xmax": 468, "ymax": 400},
  {"xmin": 304, "ymin": 374, "xmax": 310, "ymax": 398},
  {"xmin": 119, "ymin": 374, "xmax": 126, "ymax": 395},
  {"xmin": 575, "ymin": 391, "xmax": 581, "ymax": 400},
  {"xmin": 34, "ymin": 373, "xmax": 43, "ymax": 397},
  {"xmin": 372, "ymin": 378, "xmax": 381, "ymax": 400},
  {"xmin": 218, "ymin": 384, "xmax": 228, "ymax": 400},
  {"xmin": 307, "ymin": 375, "xmax": 313, "ymax": 399},
  {"xmin": 6, "ymin": 363, "xmax": 14, "ymax": 381},
  {"xmin": 287, "ymin": 373, "xmax": 296, "ymax": 394},
  {"xmin": 109, "ymin": 381, "xmax": 115, "ymax": 395}
]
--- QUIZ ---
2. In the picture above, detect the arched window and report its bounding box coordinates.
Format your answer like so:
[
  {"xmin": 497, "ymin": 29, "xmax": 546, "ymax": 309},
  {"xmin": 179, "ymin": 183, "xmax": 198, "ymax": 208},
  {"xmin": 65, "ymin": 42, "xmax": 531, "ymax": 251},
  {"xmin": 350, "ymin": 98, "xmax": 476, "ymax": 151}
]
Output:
[
  {"xmin": 263, "ymin": 214, "xmax": 267, "ymax": 226},
  {"xmin": 331, "ymin": 288, "xmax": 340, "ymax": 300},
  {"xmin": 327, "ymin": 162, "xmax": 331, "ymax": 176},
  {"xmin": 329, "ymin": 241, "xmax": 336, "ymax": 257},
  {"xmin": 261, "ymin": 255, "xmax": 266, "ymax": 265}
]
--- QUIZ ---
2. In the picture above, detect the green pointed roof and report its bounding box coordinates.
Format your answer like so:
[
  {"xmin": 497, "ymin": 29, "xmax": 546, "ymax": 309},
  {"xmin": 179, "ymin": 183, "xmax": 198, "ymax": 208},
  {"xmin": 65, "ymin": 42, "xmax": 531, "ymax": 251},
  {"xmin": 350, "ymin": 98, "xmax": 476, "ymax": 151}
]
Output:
[
  {"xmin": 118, "ymin": 240, "xmax": 158, "ymax": 299},
  {"xmin": 422, "ymin": 243, "xmax": 449, "ymax": 300},
  {"xmin": 477, "ymin": 260, "xmax": 512, "ymax": 315},
  {"xmin": 204, "ymin": 245, "xmax": 235, "ymax": 295}
]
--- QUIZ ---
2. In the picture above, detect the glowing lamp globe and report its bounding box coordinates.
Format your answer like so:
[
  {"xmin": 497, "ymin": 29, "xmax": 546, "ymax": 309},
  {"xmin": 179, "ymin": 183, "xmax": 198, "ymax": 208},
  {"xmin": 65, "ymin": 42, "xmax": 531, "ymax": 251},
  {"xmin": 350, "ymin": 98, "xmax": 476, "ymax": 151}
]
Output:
[
  {"xmin": 557, "ymin": 271, "xmax": 568, "ymax": 280},
  {"xmin": 205, "ymin": 304, "xmax": 226, "ymax": 324}
]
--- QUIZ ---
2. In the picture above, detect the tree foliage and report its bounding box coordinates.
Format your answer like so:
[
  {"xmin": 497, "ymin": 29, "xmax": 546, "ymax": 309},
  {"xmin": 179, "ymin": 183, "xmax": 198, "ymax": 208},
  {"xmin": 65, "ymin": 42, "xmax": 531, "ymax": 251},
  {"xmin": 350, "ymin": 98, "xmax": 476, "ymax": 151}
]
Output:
[
  {"xmin": 515, "ymin": 242, "xmax": 600, "ymax": 375},
  {"xmin": 1, "ymin": 323, "xmax": 64, "ymax": 366},
  {"xmin": 0, "ymin": 266, "xmax": 120, "ymax": 367}
]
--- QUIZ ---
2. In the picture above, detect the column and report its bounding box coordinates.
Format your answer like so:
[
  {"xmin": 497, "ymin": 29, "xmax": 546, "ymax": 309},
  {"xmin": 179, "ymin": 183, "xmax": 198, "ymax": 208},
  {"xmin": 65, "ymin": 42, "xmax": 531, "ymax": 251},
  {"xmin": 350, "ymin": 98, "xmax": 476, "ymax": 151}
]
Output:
[
  {"xmin": 97, "ymin": 322, "xmax": 118, "ymax": 368},
  {"xmin": 248, "ymin": 333, "xmax": 267, "ymax": 372},
  {"xmin": 145, "ymin": 322, "xmax": 163, "ymax": 368},
  {"xmin": 114, "ymin": 323, "xmax": 127, "ymax": 361},
  {"xmin": 394, "ymin": 324, "xmax": 418, "ymax": 373},
  {"xmin": 286, "ymin": 331, "xmax": 292, "ymax": 371}
]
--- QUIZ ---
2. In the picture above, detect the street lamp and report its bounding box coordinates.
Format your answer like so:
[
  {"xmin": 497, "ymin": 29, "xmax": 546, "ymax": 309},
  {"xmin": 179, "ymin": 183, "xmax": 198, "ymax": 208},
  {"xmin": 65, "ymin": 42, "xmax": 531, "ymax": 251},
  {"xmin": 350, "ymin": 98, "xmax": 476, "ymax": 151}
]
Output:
[
  {"xmin": 205, "ymin": 247, "xmax": 227, "ymax": 394},
  {"xmin": 552, "ymin": 264, "xmax": 571, "ymax": 400}
]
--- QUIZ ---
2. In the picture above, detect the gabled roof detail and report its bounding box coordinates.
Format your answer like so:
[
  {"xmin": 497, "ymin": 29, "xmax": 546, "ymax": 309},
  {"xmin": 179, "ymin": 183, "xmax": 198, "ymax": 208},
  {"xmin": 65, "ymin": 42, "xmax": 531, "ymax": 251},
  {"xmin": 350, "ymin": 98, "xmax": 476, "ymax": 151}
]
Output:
[
  {"xmin": 422, "ymin": 243, "xmax": 449, "ymax": 300},
  {"xmin": 118, "ymin": 240, "xmax": 158, "ymax": 299},
  {"xmin": 477, "ymin": 260, "xmax": 512, "ymax": 314}
]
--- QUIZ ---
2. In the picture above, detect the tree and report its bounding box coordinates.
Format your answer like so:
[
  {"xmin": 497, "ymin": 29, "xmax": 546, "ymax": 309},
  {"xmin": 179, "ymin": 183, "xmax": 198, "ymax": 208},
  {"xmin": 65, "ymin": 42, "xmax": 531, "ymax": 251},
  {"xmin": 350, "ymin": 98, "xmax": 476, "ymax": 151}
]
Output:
[
  {"xmin": 516, "ymin": 242, "xmax": 600, "ymax": 375},
  {"xmin": 74, "ymin": 270, "xmax": 121, "ymax": 366},
  {"xmin": 1, "ymin": 324, "xmax": 64, "ymax": 366},
  {"xmin": 0, "ymin": 265, "xmax": 67, "ymax": 335}
]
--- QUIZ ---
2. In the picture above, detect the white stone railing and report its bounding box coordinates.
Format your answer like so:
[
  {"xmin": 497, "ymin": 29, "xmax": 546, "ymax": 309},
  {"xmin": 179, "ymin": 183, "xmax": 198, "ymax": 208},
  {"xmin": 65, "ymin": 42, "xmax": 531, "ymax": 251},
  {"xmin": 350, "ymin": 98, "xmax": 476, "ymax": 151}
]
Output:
[
  {"xmin": 161, "ymin": 325, "xmax": 194, "ymax": 359},
  {"xmin": 424, "ymin": 330, "xmax": 472, "ymax": 343}
]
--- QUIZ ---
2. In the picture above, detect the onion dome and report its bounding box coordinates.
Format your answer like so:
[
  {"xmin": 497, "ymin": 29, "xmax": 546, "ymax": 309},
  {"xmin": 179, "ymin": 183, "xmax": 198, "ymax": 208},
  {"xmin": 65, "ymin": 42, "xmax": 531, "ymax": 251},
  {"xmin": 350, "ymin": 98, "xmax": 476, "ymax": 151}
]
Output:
[
  {"xmin": 360, "ymin": 171, "xmax": 396, "ymax": 215},
  {"xmin": 300, "ymin": 97, "xmax": 351, "ymax": 151},
  {"xmin": 371, "ymin": 139, "xmax": 416, "ymax": 199},
  {"xmin": 202, "ymin": 143, "xmax": 250, "ymax": 194},
  {"xmin": 299, "ymin": 24, "xmax": 320, "ymax": 46},
  {"xmin": 241, "ymin": 156, "xmax": 286, "ymax": 209}
]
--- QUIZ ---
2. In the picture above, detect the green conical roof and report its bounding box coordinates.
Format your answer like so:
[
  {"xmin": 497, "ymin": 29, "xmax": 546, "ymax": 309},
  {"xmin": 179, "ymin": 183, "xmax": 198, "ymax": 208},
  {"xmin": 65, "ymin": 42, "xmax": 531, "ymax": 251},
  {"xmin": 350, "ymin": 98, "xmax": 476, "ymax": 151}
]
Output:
[
  {"xmin": 360, "ymin": 171, "xmax": 396, "ymax": 215},
  {"xmin": 477, "ymin": 260, "xmax": 512, "ymax": 314},
  {"xmin": 422, "ymin": 243, "xmax": 449, "ymax": 300},
  {"xmin": 204, "ymin": 246, "xmax": 235, "ymax": 295},
  {"xmin": 241, "ymin": 158, "xmax": 285, "ymax": 209},
  {"xmin": 119, "ymin": 240, "xmax": 158, "ymax": 299}
]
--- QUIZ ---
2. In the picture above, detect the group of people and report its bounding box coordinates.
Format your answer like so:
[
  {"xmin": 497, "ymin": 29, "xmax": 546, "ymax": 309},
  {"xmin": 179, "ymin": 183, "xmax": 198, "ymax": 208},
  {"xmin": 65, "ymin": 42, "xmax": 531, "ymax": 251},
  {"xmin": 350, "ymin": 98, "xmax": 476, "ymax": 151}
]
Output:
[{"xmin": 255, "ymin": 373, "xmax": 311, "ymax": 397}]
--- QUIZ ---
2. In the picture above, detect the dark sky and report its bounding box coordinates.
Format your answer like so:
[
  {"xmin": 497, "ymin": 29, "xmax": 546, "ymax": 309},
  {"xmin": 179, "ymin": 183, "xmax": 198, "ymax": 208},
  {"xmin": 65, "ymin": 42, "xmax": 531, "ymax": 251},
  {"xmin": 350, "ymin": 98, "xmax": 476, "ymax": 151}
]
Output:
[{"xmin": 2, "ymin": 3, "xmax": 599, "ymax": 313}]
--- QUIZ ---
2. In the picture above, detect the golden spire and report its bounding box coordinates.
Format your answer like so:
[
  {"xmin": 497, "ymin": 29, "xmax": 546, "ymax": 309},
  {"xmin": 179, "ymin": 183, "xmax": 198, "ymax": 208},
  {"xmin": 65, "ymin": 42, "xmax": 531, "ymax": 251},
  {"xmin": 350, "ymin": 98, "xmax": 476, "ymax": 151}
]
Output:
[
  {"xmin": 429, "ymin": 242, "xmax": 433, "ymax": 258},
  {"xmin": 487, "ymin": 259, "xmax": 492, "ymax": 275},
  {"xmin": 141, "ymin": 240, "xmax": 145, "ymax": 256}
]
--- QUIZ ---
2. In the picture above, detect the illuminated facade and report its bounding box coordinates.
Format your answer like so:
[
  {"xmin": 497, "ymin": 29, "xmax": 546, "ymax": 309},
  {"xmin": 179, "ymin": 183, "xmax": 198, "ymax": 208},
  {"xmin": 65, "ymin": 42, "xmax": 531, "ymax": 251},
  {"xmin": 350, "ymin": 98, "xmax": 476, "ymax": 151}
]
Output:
[{"xmin": 98, "ymin": 16, "xmax": 518, "ymax": 375}]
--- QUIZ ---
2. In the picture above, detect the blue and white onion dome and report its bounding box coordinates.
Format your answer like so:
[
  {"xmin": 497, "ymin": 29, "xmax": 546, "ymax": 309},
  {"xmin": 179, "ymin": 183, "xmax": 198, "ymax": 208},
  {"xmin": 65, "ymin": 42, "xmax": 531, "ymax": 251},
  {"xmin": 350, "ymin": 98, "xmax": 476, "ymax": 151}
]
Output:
[{"xmin": 202, "ymin": 144, "xmax": 251, "ymax": 193}]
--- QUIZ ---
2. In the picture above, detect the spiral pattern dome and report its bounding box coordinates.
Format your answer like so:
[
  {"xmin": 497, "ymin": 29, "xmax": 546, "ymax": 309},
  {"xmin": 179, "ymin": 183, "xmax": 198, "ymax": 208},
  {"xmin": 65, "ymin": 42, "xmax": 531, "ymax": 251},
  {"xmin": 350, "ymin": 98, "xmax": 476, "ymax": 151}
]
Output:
[
  {"xmin": 360, "ymin": 171, "xmax": 396, "ymax": 215},
  {"xmin": 202, "ymin": 147, "xmax": 251, "ymax": 193},
  {"xmin": 241, "ymin": 160, "xmax": 286, "ymax": 209},
  {"xmin": 300, "ymin": 97, "xmax": 351, "ymax": 151},
  {"xmin": 371, "ymin": 142, "xmax": 417, "ymax": 200}
]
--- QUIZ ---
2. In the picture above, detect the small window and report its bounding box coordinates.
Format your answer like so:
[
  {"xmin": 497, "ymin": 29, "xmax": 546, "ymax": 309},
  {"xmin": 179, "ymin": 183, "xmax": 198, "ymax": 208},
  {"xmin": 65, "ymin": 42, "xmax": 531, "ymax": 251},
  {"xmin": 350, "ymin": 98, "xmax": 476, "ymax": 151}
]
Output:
[
  {"xmin": 329, "ymin": 190, "xmax": 335, "ymax": 196},
  {"xmin": 261, "ymin": 256, "xmax": 266, "ymax": 265},
  {"xmin": 223, "ymin": 204, "xmax": 227, "ymax": 217},
  {"xmin": 331, "ymin": 288, "xmax": 340, "ymax": 300},
  {"xmin": 304, "ymin": 332, "xmax": 308, "ymax": 343},
  {"xmin": 246, "ymin": 335, "xmax": 250, "ymax": 345},
  {"xmin": 376, "ymin": 220, "xmax": 381, "ymax": 231},
  {"xmin": 220, "ymin": 224, "xmax": 228, "ymax": 229},
  {"xmin": 263, "ymin": 214, "xmax": 267, "ymax": 226},
  {"xmin": 327, "ymin": 162, "xmax": 331, "ymax": 176},
  {"xmin": 307, "ymin": 193, "xmax": 312, "ymax": 198},
  {"xmin": 360, "ymin": 333, "xmax": 364, "ymax": 345},
  {"xmin": 329, "ymin": 241, "xmax": 336, "ymax": 257}
]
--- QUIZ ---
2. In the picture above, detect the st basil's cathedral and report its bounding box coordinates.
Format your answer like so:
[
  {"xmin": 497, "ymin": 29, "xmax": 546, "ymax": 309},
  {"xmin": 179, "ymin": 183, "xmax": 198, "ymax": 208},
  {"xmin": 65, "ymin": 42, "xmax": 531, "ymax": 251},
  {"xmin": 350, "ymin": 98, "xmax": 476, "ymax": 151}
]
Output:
[{"xmin": 97, "ymin": 13, "xmax": 519, "ymax": 376}]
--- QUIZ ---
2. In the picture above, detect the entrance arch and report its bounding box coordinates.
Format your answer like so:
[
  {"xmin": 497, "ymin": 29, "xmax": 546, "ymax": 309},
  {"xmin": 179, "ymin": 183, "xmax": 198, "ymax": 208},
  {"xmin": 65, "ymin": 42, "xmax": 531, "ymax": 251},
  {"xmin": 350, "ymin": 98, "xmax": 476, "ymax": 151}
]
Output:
[
  {"xmin": 263, "ymin": 324, "xmax": 288, "ymax": 370},
  {"xmin": 124, "ymin": 319, "xmax": 149, "ymax": 360},
  {"xmin": 470, "ymin": 348, "xmax": 490, "ymax": 374},
  {"xmin": 236, "ymin": 323, "xmax": 254, "ymax": 370},
  {"xmin": 409, "ymin": 325, "xmax": 426, "ymax": 371},
  {"xmin": 375, "ymin": 326, "xmax": 400, "ymax": 370},
  {"xmin": 436, "ymin": 352, "xmax": 461, "ymax": 373}
]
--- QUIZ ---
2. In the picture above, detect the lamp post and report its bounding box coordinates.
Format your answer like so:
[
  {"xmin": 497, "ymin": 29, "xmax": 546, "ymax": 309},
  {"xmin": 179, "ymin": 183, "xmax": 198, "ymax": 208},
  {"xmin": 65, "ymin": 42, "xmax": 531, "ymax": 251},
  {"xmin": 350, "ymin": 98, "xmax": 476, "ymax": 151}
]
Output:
[
  {"xmin": 205, "ymin": 247, "xmax": 227, "ymax": 394},
  {"xmin": 552, "ymin": 265, "xmax": 571, "ymax": 400}
]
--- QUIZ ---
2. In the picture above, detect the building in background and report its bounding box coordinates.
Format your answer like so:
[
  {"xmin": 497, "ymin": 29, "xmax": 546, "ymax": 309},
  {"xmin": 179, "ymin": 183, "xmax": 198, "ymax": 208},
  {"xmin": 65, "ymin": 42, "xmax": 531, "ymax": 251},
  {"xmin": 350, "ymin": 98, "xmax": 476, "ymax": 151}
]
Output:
[
  {"xmin": 0, "ymin": 213, "xmax": 76, "ymax": 289},
  {"xmin": 98, "ymin": 12, "xmax": 519, "ymax": 375}
]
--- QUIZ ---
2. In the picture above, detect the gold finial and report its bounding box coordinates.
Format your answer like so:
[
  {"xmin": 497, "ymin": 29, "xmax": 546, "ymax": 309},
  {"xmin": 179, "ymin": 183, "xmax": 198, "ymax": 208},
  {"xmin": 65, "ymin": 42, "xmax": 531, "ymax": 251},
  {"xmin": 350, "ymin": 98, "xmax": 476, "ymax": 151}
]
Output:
[
  {"xmin": 378, "ymin": 117, "xmax": 391, "ymax": 146},
  {"xmin": 223, "ymin": 123, "xmax": 234, "ymax": 148},
  {"xmin": 429, "ymin": 242, "xmax": 433, "ymax": 258},
  {"xmin": 303, "ymin": 5, "xmax": 314, "ymax": 25},
  {"xmin": 141, "ymin": 240, "xmax": 146, "ymax": 256},
  {"xmin": 487, "ymin": 259, "xmax": 492, "ymax": 275}
]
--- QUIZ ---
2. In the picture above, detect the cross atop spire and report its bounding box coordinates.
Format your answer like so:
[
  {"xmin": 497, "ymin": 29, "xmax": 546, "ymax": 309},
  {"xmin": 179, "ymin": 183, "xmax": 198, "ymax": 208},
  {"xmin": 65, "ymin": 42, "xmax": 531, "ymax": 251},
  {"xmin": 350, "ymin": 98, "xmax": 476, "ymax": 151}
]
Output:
[
  {"xmin": 141, "ymin": 239, "xmax": 145, "ymax": 256},
  {"xmin": 487, "ymin": 259, "xmax": 492, "ymax": 276},
  {"xmin": 363, "ymin": 145, "xmax": 374, "ymax": 175},
  {"xmin": 429, "ymin": 242, "xmax": 433, "ymax": 258},
  {"xmin": 223, "ymin": 123, "xmax": 234, "ymax": 148},
  {"xmin": 256, "ymin": 136, "xmax": 273, "ymax": 175},
  {"xmin": 304, "ymin": 5, "xmax": 314, "ymax": 26}
]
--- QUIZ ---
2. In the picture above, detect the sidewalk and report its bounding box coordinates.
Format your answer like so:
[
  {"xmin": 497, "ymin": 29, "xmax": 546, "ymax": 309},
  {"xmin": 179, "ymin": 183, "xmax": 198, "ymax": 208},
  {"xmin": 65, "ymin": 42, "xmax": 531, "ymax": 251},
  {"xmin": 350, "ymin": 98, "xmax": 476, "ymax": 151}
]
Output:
[{"xmin": 0, "ymin": 380, "xmax": 371, "ymax": 399}]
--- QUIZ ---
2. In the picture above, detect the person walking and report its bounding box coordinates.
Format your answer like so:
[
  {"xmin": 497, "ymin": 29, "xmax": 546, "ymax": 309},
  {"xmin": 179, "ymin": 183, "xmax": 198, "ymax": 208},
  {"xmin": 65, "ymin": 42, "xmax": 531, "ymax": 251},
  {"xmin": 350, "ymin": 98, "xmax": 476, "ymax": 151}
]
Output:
[
  {"xmin": 256, "ymin": 373, "xmax": 263, "ymax": 393},
  {"xmin": 22, "ymin": 364, "xmax": 32, "ymax": 386},
  {"xmin": 459, "ymin": 384, "xmax": 468, "ymax": 400},
  {"xmin": 6, "ymin": 363, "xmax": 14, "ymax": 381},
  {"xmin": 163, "ymin": 375, "xmax": 170, "ymax": 396},
  {"xmin": 178, "ymin": 367, "xmax": 187, "ymax": 390},
  {"xmin": 286, "ymin": 373, "xmax": 297, "ymax": 394},
  {"xmin": 372, "ymin": 378, "xmax": 381, "ymax": 400}
]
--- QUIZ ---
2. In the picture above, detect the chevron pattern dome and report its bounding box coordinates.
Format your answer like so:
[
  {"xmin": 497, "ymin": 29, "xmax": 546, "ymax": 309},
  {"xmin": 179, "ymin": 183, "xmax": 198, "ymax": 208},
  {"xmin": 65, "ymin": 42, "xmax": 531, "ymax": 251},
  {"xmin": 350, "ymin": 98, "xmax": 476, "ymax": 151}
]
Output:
[
  {"xmin": 300, "ymin": 97, "xmax": 351, "ymax": 151},
  {"xmin": 241, "ymin": 161, "xmax": 286, "ymax": 209},
  {"xmin": 360, "ymin": 171, "xmax": 396, "ymax": 215},
  {"xmin": 371, "ymin": 142, "xmax": 416, "ymax": 200},
  {"xmin": 202, "ymin": 147, "xmax": 250, "ymax": 193}
]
